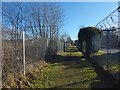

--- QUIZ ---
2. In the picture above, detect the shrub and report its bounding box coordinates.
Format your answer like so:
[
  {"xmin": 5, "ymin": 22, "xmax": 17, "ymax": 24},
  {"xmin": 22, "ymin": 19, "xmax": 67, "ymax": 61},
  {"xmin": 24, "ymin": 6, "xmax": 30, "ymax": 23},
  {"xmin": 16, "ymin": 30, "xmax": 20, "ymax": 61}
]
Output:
[{"xmin": 78, "ymin": 26, "xmax": 101, "ymax": 57}]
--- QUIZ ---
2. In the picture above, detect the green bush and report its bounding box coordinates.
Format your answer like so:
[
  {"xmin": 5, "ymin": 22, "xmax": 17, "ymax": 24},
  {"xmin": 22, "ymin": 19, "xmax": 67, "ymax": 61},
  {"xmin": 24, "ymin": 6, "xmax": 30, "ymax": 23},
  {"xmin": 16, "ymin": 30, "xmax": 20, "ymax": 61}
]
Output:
[{"xmin": 78, "ymin": 26, "xmax": 101, "ymax": 57}]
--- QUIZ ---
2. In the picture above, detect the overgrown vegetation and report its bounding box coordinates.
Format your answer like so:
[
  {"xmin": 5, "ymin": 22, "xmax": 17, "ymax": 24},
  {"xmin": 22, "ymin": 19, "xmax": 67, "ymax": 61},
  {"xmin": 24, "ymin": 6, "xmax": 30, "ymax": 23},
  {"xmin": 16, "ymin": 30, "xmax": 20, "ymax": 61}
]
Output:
[
  {"xmin": 2, "ymin": 2, "xmax": 70, "ymax": 87},
  {"xmin": 91, "ymin": 50, "xmax": 120, "ymax": 77},
  {"xmin": 3, "ymin": 46, "xmax": 113, "ymax": 88},
  {"xmin": 78, "ymin": 27, "xmax": 101, "ymax": 57}
]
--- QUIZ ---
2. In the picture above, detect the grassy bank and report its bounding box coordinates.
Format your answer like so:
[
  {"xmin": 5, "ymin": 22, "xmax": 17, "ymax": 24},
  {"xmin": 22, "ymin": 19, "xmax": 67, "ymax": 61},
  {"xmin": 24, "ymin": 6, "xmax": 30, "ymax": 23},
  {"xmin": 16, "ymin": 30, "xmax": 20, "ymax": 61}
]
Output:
[
  {"xmin": 91, "ymin": 50, "xmax": 120, "ymax": 76},
  {"xmin": 3, "ymin": 46, "xmax": 112, "ymax": 88}
]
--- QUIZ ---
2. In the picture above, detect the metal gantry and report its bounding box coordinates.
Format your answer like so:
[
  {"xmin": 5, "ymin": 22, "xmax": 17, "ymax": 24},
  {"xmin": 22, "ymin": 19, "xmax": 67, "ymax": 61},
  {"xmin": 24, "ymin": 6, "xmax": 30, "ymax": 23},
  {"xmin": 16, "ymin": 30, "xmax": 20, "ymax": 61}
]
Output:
[{"xmin": 96, "ymin": 7, "xmax": 119, "ymax": 30}]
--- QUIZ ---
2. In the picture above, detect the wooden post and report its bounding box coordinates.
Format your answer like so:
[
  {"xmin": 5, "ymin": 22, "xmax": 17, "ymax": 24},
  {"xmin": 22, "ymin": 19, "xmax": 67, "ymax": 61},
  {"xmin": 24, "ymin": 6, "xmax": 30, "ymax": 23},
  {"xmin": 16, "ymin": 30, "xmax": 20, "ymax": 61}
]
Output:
[{"xmin": 23, "ymin": 31, "xmax": 26, "ymax": 75}]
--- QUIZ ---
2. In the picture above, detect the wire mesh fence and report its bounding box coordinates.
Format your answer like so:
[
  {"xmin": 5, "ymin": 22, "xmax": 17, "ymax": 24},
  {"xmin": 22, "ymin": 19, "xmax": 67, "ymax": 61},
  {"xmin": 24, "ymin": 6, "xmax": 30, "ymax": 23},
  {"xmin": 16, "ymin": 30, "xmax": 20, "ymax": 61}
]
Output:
[
  {"xmin": 93, "ymin": 7, "xmax": 120, "ymax": 81},
  {"xmin": 1, "ymin": 2, "xmax": 73, "ymax": 87},
  {"xmin": 2, "ymin": 29, "xmax": 70, "ymax": 87},
  {"xmin": 92, "ymin": 31, "xmax": 119, "ymax": 78}
]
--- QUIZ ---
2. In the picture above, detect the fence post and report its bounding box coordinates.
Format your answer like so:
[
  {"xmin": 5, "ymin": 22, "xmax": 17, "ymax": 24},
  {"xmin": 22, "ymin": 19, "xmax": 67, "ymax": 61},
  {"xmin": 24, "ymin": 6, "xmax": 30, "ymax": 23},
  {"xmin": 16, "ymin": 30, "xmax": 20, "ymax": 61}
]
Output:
[
  {"xmin": 106, "ymin": 30, "xmax": 110, "ymax": 71},
  {"xmin": 64, "ymin": 42, "xmax": 66, "ymax": 52},
  {"xmin": 47, "ymin": 38, "xmax": 49, "ymax": 48},
  {"xmin": 23, "ymin": 30, "xmax": 26, "ymax": 75}
]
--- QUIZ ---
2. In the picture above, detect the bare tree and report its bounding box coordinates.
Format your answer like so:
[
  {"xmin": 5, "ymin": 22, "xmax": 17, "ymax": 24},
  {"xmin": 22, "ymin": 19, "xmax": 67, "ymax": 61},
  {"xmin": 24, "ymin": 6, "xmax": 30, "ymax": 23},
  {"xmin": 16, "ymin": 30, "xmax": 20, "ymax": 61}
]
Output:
[
  {"xmin": 47, "ymin": 4, "xmax": 64, "ymax": 40},
  {"xmin": 26, "ymin": 3, "xmax": 64, "ymax": 39},
  {"xmin": 2, "ymin": 1, "xmax": 65, "ymax": 77}
]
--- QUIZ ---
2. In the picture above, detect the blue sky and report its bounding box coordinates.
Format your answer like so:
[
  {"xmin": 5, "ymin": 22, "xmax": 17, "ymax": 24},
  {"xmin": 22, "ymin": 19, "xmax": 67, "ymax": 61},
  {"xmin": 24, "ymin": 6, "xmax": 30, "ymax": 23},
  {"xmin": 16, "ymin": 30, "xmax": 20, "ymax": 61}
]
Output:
[
  {"xmin": 2, "ymin": 2, "xmax": 118, "ymax": 40},
  {"xmin": 55, "ymin": 2, "xmax": 118, "ymax": 40}
]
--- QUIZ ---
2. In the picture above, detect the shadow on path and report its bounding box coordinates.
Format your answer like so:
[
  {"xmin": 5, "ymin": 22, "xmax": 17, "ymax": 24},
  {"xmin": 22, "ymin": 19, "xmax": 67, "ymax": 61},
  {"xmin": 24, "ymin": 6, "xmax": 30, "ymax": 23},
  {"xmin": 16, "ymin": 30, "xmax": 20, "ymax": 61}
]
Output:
[
  {"xmin": 91, "ymin": 52, "xmax": 120, "ymax": 88},
  {"xmin": 46, "ymin": 46, "xmax": 114, "ymax": 88}
]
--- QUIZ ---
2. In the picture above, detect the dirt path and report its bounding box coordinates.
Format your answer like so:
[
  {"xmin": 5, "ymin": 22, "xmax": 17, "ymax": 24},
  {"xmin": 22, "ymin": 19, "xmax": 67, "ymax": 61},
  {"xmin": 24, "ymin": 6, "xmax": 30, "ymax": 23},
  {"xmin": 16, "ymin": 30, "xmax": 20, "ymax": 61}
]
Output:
[{"xmin": 45, "ymin": 46, "xmax": 113, "ymax": 88}]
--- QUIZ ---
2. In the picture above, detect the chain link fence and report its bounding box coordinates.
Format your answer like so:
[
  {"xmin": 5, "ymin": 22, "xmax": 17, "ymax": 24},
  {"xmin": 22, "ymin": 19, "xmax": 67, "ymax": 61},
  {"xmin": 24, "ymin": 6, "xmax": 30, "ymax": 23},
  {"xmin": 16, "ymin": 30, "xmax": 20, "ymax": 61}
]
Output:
[
  {"xmin": 93, "ymin": 6, "xmax": 120, "ymax": 83},
  {"xmin": 92, "ymin": 30, "xmax": 120, "ymax": 78},
  {"xmin": 2, "ymin": 30, "xmax": 70, "ymax": 87}
]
